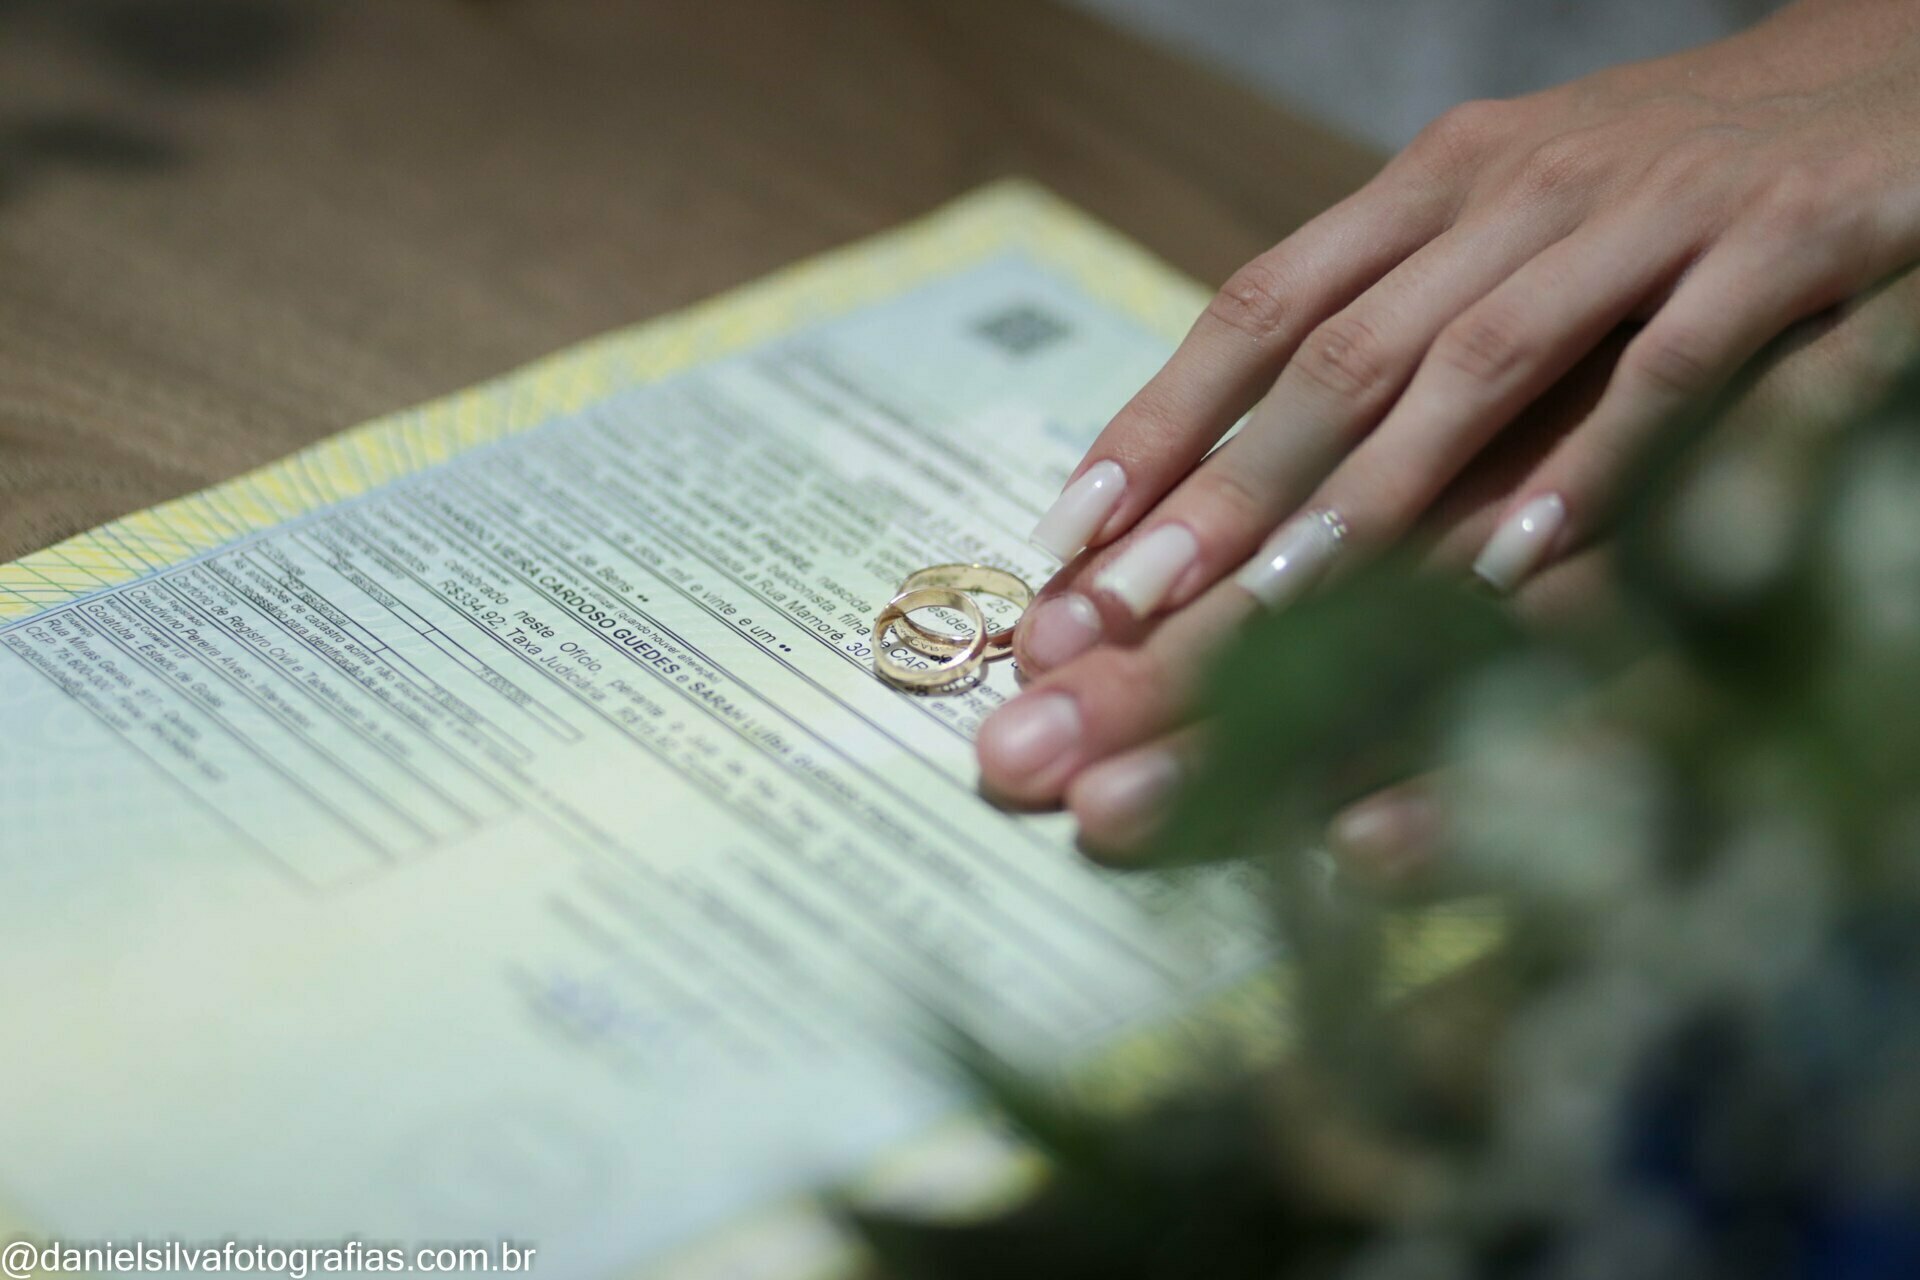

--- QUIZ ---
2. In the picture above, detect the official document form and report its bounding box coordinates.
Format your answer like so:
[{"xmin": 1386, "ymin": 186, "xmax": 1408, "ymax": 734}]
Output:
[{"xmin": 0, "ymin": 186, "xmax": 1280, "ymax": 1277}]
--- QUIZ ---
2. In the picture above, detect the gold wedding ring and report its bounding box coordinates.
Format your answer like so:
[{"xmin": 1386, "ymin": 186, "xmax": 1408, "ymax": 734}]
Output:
[
  {"xmin": 871, "ymin": 587, "xmax": 989, "ymax": 690},
  {"xmin": 891, "ymin": 563, "xmax": 1034, "ymax": 660}
]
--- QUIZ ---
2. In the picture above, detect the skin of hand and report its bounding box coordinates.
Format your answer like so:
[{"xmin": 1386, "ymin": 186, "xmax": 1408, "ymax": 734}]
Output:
[
  {"xmin": 977, "ymin": 0, "xmax": 1920, "ymax": 849},
  {"xmin": 1082, "ymin": 258, "xmax": 1920, "ymax": 863},
  {"xmin": 1330, "ymin": 261, "xmax": 1920, "ymax": 886}
]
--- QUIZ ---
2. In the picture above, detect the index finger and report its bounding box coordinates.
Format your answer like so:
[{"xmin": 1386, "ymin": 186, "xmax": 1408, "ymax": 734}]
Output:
[{"xmin": 1026, "ymin": 165, "xmax": 1460, "ymax": 567}]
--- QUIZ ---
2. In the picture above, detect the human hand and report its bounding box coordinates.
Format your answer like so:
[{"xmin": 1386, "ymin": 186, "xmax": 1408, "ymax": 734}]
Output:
[
  {"xmin": 980, "ymin": 0, "xmax": 1920, "ymax": 845},
  {"xmin": 1330, "ymin": 262, "xmax": 1920, "ymax": 887},
  {"xmin": 1057, "ymin": 258, "xmax": 1920, "ymax": 860}
]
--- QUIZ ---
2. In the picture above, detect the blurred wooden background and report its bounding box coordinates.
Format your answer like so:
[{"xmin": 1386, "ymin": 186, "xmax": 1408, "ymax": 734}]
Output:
[{"xmin": 0, "ymin": 0, "xmax": 1380, "ymax": 562}]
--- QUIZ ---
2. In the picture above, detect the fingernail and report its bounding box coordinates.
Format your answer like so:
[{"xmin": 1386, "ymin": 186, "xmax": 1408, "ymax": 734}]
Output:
[
  {"xmin": 1074, "ymin": 748, "xmax": 1180, "ymax": 855},
  {"xmin": 1093, "ymin": 524, "xmax": 1199, "ymax": 618},
  {"xmin": 978, "ymin": 691, "xmax": 1081, "ymax": 782},
  {"xmin": 1233, "ymin": 508, "xmax": 1347, "ymax": 609},
  {"xmin": 1473, "ymin": 493, "xmax": 1566, "ymax": 594},
  {"xmin": 1329, "ymin": 791, "xmax": 1439, "ymax": 884},
  {"xmin": 1022, "ymin": 593, "xmax": 1102, "ymax": 669},
  {"xmin": 1029, "ymin": 460, "xmax": 1126, "ymax": 564}
]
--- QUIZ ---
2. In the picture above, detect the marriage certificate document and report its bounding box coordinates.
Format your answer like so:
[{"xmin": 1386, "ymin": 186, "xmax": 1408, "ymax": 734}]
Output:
[{"xmin": 0, "ymin": 185, "xmax": 1281, "ymax": 1278}]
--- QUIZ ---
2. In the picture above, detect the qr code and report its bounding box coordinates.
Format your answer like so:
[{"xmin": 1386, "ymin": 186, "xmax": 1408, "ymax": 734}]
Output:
[{"xmin": 974, "ymin": 304, "xmax": 1071, "ymax": 357}]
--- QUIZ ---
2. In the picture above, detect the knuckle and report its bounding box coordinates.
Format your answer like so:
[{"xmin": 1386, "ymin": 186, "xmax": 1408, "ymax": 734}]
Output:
[
  {"xmin": 1751, "ymin": 165, "xmax": 1836, "ymax": 240},
  {"xmin": 1208, "ymin": 255, "xmax": 1294, "ymax": 343},
  {"xmin": 1642, "ymin": 146, "xmax": 1697, "ymax": 197},
  {"xmin": 1184, "ymin": 465, "xmax": 1275, "ymax": 536},
  {"xmin": 1648, "ymin": 131, "xmax": 1739, "ymax": 189},
  {"xmin": 1514, "ymin": 135, "xmax": 1602, "ymax": 199},
  {"xmin": 1747, "ymin": 152, "xmax": 1888, "ymax": 247},
  {"xmin": 1433, "ymin": 305, "xmax": 1535, "ymax": 384},
  {"xmin": 1415, "ymin": 98, "xmax": 1511, "ymax": 164},
  {"xmin": 1630, "ymin": 324, "xmax": 1721, "ymax": 398},
  {"xmin": 1638, "ymin": 130, "xmax": 1753, "ymax": 225},
  {"xmin": 1293, "ymin": 312, "xmax": 1392, "ymax": 405}
]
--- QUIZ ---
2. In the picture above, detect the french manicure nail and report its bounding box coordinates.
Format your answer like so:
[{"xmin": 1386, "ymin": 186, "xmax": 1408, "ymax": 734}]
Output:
[
  {"xmin": 1233, "ymin": 508, "xmax": 1347, "ymax": 609},
  {"xmin": 1473, "ymin": 493, "xmax": 1566, "ymax": 593},
  {"xmin": 1075, "ymin": 748, "xmax": 1180, "ymax": 853},
  {"xmin": 1022, "ymin": 593, "xmax": 1102, "ymax": 669},
  {"xmin": 1093, "ymin": 524, "xmax": 1199, "ymax": 618},
  {"xmin": 979, "ymin": 691, "xmax": 1082, "ymax": 782},
  {"xmin": 1029, "ymin": 460, "xmax": 1126, "ymax": 564}
]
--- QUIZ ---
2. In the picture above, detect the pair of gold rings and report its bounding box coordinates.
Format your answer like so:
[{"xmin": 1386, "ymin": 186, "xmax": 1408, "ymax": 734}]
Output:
[{"xmin": 871, "ymin": 563, "xmax": 1035, "ymax": 691}]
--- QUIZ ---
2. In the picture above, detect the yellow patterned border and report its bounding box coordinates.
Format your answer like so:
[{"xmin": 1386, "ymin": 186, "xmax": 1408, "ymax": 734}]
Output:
[{"xmin": 0, "ymin": 180, "xmax": 1208, "ymax": 622}]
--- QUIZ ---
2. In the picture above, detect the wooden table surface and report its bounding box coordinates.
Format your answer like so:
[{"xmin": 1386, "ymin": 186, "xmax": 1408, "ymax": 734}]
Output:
[{"xmin": 0, "ymin": 0, "xmax": 1380, "ymax": 564}]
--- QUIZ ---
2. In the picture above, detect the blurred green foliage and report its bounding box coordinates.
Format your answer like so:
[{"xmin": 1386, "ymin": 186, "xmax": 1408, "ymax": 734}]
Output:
[{"xmin": 851, "ymin": 359, "xmax": 1920, "ymax": 1279}]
